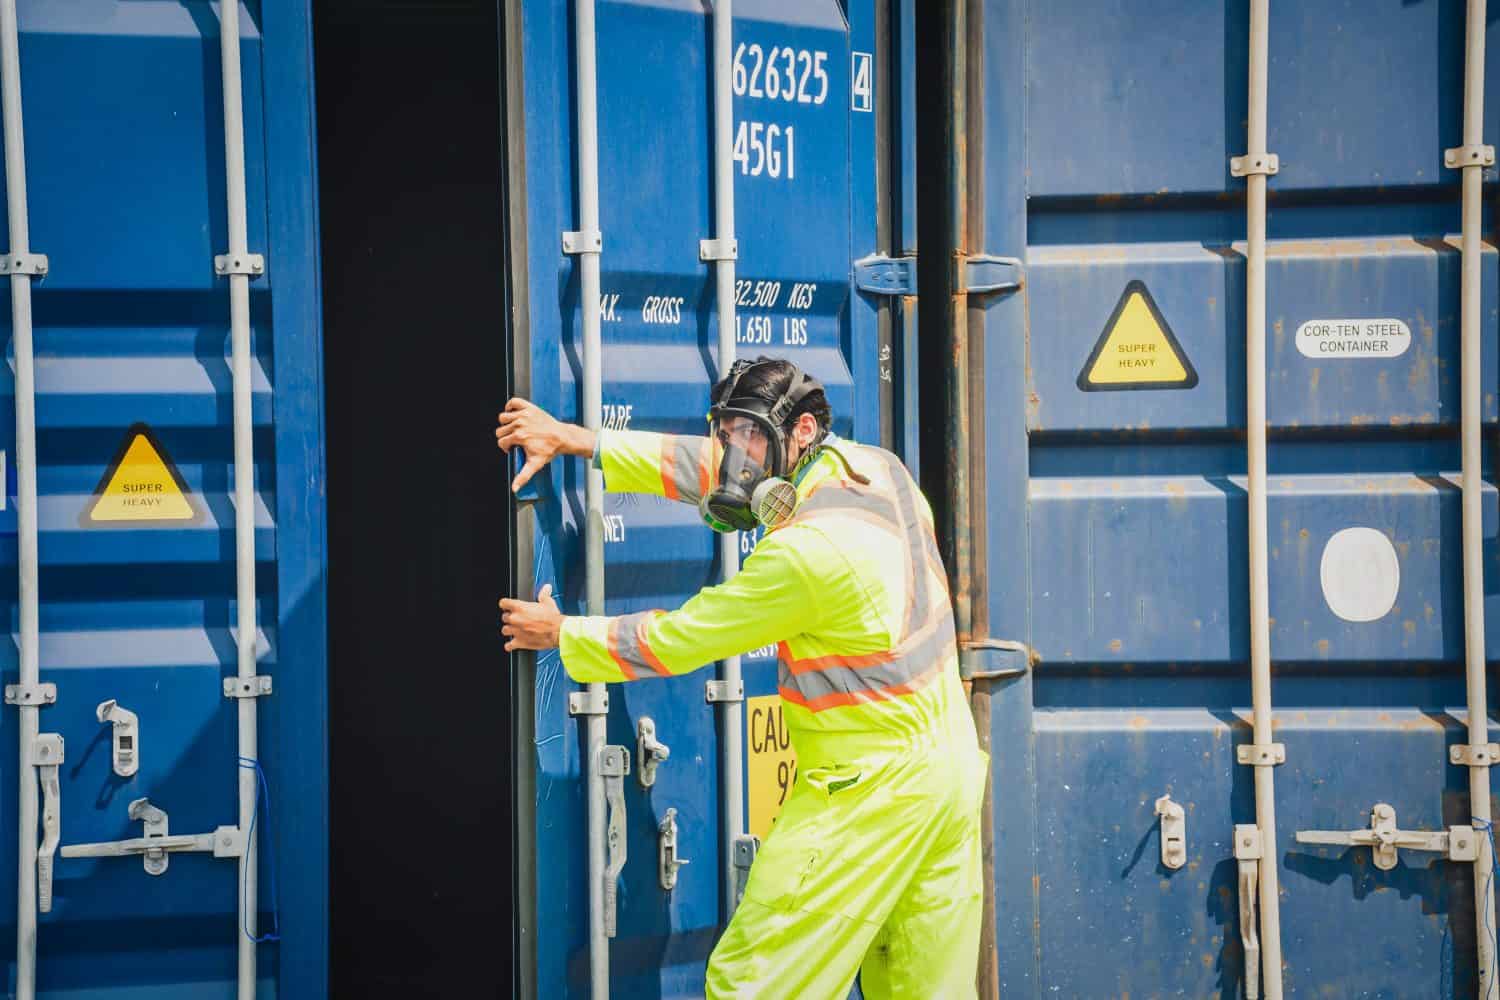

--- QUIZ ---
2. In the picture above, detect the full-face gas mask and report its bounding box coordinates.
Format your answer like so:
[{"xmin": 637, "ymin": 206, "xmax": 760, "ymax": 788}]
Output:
[{"xmin": 699, "ymin": 361, "xmax": 826, "ymax": 533}]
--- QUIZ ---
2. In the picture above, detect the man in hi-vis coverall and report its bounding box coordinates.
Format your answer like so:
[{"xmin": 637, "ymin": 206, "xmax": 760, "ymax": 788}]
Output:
[{"xmin": 497, "ymin": 357, "xmax": 988, "ymax": 999}]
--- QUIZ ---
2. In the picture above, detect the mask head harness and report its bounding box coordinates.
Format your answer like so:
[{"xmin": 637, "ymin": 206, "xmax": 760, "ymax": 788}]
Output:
[{"xmin": 700, "ymin": 359, "xmax": 826, "ymax": 533}]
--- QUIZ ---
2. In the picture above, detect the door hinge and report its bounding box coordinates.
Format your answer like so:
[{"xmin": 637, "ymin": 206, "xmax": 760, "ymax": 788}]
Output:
[
  {"xmin": 954, "ymin": 253, "xmax": 1023, "ymax": 296},
  {"xmin": 854, "ymin": 254, "xmax": 917, "ymax": 296}
]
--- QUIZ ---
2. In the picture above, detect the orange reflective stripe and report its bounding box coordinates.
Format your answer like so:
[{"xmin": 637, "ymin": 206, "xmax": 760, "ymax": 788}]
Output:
[
  {"xmin": 696, "ymin": 436, "xmax": 713, "ymax": 500},
  {"xmin": 779, "ymin": 652, "xmax": 950, "ymax": 714},
  {"xmin": 783, "ymin": 647, "xmax": 897, "ymax": 676},
  {"xmin": 659, "ymin": 435, "xmax": 680, "ymax": 501}
]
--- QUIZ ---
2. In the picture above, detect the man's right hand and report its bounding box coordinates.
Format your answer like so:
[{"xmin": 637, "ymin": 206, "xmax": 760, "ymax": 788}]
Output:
[{"xmin": 495, "ymin": 397, "xmax": 597, "ymax": 492}]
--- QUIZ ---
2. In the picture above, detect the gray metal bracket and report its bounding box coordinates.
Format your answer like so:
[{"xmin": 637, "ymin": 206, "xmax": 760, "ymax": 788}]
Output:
[
  {"xmin": 955, "ymin": 254, "xmax": 1023, "ymax": 296},
  {"xmin": 5, "ymin": 681, "xmax": 56, "ymax": 707},
  {"xmin": 213, "ymin": 253, "xmax": 265, "ymax": 277},
  {"xmin": 1230, "ymin": 153, "xmax": 1280, "ymax": 177},
  {"xmin": 731, "ymin": 834, "xmax": 760, "ymax": 912},
  {"xmin": 960, "ymin": 638, "xmax": 1032, "ymax": 681},
  {"xmin": 1154, "ymin": 795, "xmax": 1186, "ymax": 870},
  {"xmin": 658, "ymin": 807, "xmax": 690, "ymax": 891},
  {"xmin": 96, "ymin": 699, "xmax": 140, "ymax": 778},
  {"xmin": 129, "ymin": 798, "xmax": 171, "ymax": 876},
  {"xmin": 1296, "ymin": 802, "xmax": 1477, "ymax": 871},
  {"xmin": 699, "ymin": 238, "xmax": 738, "ymax": 262},
  {"xmin": 568, "ymin": 687, "xmax": 609, "ymax": 717},
  {"xmin": 1450, "ymin": 742, "xmax": 1500, "ymax": 767},
  {"xmin": 598, "ymin": 745, "xmax": 630, "ymax": 937},
  {"xmin": 562, "ymin": 230, "xmax": 603, "ymax": 255},
  {"xmin": 1236, "ymin": 743, "xmax": 1286, "ymax": 766},
  {"xmin": 222, "ymin": 675, "xmax": 273, "ymax": 700},
  {"xmin": 705, "ymin": 678, "xmax": 744, "ymax": 704},
  {"xmin": 212, "ymin": 825, "xmax": 246, "ymax": 859},
  {"xmin": 1233, "ymin": 824, "xmax": 1263, "ymax": 1000},
  {"xmin": 58, "ymin": 800, "xmax": 243, "ymax": 876},
  {"xmin": 1446, "ymin": 144, "xmax": 1496, "ymax": 169},
  {"xmin": 637, "ymin": 716, "xmax": 670, "ymax": 789},
  {"xmin": 0, "ymin": 252, "xmax": 47, "ymax": 276},
  {"xmin": 853, "ymin": 254, "xmax": 916, "ymax": 296},
  {"xmin": 33, "ymin": 734, "xmax": 63, "ymax": 913}
]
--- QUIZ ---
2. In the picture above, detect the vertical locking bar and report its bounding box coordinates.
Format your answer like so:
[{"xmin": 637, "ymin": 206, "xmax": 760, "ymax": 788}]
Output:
[
  {"xmin": 0, "ymin": 0, "xmax": 46, "ymax": 992},
  {"xmin": 213, "ymin": 2, "xmax": 266, "ymax": 994},
  {"xmin": 1448, "ymin": 1, "xmax": 1498, "ymax": 994},
  {"xmin": 1235, "ymin": 2, "xmax": 1285, "ymax": 995},
  {"xmin": 703, "ymin": 0, "xmax": 747, "ymax": 922},
  {"xmin": 565, "ymin": 0, "xmax": 609, "ymax": 992}
]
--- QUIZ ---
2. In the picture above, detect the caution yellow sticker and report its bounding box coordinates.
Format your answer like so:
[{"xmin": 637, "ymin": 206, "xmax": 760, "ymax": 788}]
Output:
[
  {"xmin": 1078, "ymin": 280, "xmax": 1198, "ymax": 391},
  {"xmin": 746, "ymin": 694, "xmax": 798, "ymax": 841},
  {"xmin": 88, "ymin": 424, "xmax": 196, "ymax": 523}
]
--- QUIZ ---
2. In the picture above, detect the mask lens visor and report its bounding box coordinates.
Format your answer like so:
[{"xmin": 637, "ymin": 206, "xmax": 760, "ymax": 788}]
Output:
[{"xmin": 713, "ymin": 414, "xmax": 775, "ymax": 486}]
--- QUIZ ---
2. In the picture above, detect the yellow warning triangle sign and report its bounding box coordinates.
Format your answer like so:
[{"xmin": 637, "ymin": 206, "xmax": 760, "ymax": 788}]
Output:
[
  {"xmin": 88, "ymin": 424, "xmax": 196, "ymax": 523},
  {"xmin": 1078, "ymin": 280, "xmax": 1198, "ymax": 391}
]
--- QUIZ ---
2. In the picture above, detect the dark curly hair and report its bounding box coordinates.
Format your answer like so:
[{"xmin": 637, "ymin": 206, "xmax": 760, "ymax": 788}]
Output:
[{"xmin": 710, "ymin": 356, "xmax": 832, "ymax": 435}]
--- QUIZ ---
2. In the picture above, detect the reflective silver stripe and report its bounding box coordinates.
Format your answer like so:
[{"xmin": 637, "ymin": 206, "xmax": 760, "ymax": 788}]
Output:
[
  {"xmin": 792, "ymin": 471, "xmax": 931, "ymax": 637},
  {"xmin": 795, "ymin": 482, "xmax": 902, "ymax": 531},
  {"xmin": 779, "ymin": 615, "xmax": 957, "ymax": 708},
  {"xmin": 872, "ymin": 447, "xmax": 948, "ymax": 602},
  {"xmin": 610, "ymin": 610, "xmax": 670, "ymax": 677},
  {"xmin": 668, "ymin": 435, "xmax": 711, "ymax": 505},
  {"xmin": 776, "ymin": 446, "xmax": 958, "ymax": 711}
]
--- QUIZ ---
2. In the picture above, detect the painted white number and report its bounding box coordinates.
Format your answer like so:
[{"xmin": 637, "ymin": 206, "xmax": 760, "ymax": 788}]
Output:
[
  {"xmin": 747, "ymin": 43, "xmax": 765, "ymax": 98},
  {"xmin": 734, "ymin": 43, "xmax": 830, "ymax": 105},
  {"xmin": 733, "ymin": 120, "xmax": 795, "ymax": 180},
  {"xmin": 746, "ymin": 644, "xmax": 777, "ymax": 660},
  {"xmin": 851, "ymin": 51, "xmax": 873, "ymax": 112},
  {"xmin": 735, "ymin": 280, "xmax": 781, "ymax": 309},
  {"xmin": 740, "ymin": 529, "xmax": 762, "ymax": 555},
  {"xmin": 737, "ymin": 315, "xmax": 773, "ymax": 345}
]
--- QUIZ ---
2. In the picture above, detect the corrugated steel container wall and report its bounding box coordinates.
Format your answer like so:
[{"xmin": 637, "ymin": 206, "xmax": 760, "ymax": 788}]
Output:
[
  {"xmin": 0, "ymin": 2, "xmax": 326, "ymax": 996},
  {"xmin": 508, "ymin": 0, "xmax": 912, "ymax": 995},
  {"xmin": 978, "ymin": 1, "xmax": 1500, "ymax": 996}
]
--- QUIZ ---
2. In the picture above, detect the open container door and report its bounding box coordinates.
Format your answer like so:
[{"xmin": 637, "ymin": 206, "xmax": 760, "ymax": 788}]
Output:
[
  {"xmin": 0, "ymin": 1, "xmax": 327, "ymax": 996},
  {"xmin": 505, "ymin": 0, "xmax": 910, "ymax": 994},
  {"xmin": 974, "ymin": 0, "xmax": 1500, "ymax": 995}
]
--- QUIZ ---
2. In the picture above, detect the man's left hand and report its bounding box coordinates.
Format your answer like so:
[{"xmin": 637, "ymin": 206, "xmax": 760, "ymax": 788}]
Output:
[{"xmin": 500, "ymin": 584, "xmax": 563, "ymax": 652}]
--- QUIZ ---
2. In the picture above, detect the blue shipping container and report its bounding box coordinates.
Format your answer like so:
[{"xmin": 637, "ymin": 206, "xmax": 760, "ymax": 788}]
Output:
[
  {"xmin": 6, "ymin": 0, "xmax": 1500, "ymax": 997},
  {"xmin": 981, "ymin": 1, "xmax": 1500, "ymax": 997},
  {"xmin": 0, "ymin": 0, "xmax": 326, "ymax": 997}
]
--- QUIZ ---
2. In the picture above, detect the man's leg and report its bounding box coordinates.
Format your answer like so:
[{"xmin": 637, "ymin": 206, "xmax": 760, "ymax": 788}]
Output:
[
  {"xmin": 857, "ymin": 824, "xmax": 982, "ymax": 999},
  {"xmin": 706, "ymin": 762, "xmax": 930, "ymax": 1000},
  {"xmin": 859, "ymin": 750, "xmax": 987, "ymax": 999}
]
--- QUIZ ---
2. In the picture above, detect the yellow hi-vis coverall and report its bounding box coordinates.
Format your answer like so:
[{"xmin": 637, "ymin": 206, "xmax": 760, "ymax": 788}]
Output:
[{"xmin": 560, "ymin": 428, "xmax": 989, "ymax": 1000}]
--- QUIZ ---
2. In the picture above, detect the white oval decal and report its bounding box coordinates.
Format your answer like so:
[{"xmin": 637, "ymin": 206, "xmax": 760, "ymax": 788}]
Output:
[
  {"xmin": 1320, "ymin": 527, "xmax": 1401, "ymax": 623},
  {"xmin": 1296, "ymin": 318, "xmax": 1411, "ymax": 359}
]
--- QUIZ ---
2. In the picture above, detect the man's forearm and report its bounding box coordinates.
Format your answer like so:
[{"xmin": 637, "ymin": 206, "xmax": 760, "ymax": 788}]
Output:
[{"xmin": 561, "ymin": 423, "xmax": 596, "ymax": 458}]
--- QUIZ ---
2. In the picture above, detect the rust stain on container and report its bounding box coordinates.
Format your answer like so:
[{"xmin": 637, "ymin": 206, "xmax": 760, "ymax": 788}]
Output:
[{"xmin": 1110, "ymin": 638, "xmax": 1123, "ymax": 652}]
